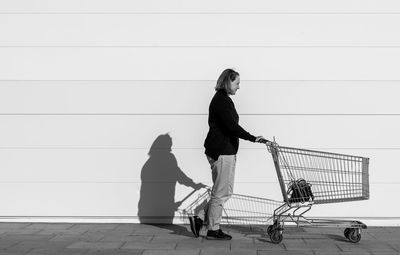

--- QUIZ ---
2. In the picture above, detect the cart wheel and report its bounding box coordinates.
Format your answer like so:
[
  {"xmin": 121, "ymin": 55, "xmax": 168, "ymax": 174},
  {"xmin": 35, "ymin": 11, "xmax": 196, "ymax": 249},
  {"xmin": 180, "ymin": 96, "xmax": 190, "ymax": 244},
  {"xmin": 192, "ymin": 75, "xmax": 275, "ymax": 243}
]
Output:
[
  {"xmin": 344, "ymin": 228, "xmax": 351, "ymax": 239},
  {"xmin": 267, "ymin": 225, "xmax": 274, "ymax": 236},
  {"xmin": 270, "ymin": 230, "xmax": 283, "ymax": 244},
  {"xmin": 347, "ymin": 229, "xmax": 361, "ymax": 243}
]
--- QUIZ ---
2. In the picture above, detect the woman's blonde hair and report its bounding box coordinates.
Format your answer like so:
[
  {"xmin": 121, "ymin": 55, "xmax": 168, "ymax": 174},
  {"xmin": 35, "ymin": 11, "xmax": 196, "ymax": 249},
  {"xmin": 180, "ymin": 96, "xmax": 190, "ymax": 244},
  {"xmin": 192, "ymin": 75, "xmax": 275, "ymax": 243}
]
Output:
[{"xmin": 215, "ymin": 69, "xmax": 239, "ymax": 92}]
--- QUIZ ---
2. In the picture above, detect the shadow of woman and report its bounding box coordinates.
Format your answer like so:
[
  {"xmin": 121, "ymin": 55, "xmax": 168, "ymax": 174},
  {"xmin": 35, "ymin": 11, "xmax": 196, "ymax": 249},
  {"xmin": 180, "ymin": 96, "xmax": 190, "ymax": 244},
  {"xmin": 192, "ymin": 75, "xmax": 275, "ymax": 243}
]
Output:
[{"xmin": 137, "ymin": 133, "xmax": 205, "ymax": 236}]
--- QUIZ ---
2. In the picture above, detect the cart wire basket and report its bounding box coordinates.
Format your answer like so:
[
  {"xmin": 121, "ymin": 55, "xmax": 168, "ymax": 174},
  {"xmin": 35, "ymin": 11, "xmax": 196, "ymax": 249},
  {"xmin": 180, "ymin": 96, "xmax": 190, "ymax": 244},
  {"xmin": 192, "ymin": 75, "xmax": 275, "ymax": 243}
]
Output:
[{"xmin": 266, "ymin": 139, "xmax": 370, "ymax": 244}]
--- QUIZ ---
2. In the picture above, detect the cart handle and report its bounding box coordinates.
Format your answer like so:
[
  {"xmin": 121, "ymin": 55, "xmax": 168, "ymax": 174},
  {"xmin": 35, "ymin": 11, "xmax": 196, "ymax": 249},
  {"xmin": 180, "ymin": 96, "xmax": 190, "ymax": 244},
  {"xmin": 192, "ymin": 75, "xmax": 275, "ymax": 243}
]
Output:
[{"xmin": 257, "ymin": 137, "xmax": 279, "ymax": 153}]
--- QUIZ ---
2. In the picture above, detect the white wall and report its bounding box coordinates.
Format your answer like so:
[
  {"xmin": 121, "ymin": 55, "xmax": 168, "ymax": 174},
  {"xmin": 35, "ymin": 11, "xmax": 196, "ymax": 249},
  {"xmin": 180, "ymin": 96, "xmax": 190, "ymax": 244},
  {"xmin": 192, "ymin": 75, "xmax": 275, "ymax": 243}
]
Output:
[{"xmin": 1, "ymin": 0, "xmax": 399, "ymax": 224}]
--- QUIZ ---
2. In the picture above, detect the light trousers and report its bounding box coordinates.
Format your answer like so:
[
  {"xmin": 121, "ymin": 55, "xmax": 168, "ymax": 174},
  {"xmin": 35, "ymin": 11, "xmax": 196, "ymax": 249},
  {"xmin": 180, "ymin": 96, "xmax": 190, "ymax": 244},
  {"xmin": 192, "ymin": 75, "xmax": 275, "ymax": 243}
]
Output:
[{"xmin": 199, "ymin": 154, "xmax": 236, "ymax": 231}]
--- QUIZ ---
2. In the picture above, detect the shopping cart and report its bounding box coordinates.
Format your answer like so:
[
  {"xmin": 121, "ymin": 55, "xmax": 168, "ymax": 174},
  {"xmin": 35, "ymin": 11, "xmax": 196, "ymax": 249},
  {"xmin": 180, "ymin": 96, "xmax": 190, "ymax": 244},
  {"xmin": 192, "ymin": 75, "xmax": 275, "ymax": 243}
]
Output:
[{"xmin": 263, "ymin": 139, "xmax": 370, "ymax": 244}]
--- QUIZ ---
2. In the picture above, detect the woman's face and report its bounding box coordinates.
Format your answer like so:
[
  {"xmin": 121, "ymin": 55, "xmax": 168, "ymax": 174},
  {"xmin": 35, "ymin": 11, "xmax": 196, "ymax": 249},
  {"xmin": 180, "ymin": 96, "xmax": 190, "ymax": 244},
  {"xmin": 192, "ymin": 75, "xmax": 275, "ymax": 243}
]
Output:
[{"xmin": 228, "ymin": 75, "xmax": 240, "ymax": 95}]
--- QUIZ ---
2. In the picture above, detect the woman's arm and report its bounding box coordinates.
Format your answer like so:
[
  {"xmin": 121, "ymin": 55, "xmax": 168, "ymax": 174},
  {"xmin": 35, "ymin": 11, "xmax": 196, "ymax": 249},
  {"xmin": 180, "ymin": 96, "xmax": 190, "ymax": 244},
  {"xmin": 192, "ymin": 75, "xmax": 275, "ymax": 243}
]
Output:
[{"xmin": 214, "ymin": 97, "xmax": 256, "ymax": 142}]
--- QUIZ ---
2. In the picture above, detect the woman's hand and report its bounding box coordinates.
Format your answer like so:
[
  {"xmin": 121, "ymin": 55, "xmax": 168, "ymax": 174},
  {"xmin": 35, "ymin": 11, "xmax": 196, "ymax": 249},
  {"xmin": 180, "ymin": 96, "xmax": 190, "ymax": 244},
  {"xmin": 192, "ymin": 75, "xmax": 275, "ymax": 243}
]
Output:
[
  {"xmin": 255, "ymin": 136, "xmax": 268, "ymax": 143},
  {"xmin": 193, "ymin": 183, "xmax": 208, "ymax": 190}
]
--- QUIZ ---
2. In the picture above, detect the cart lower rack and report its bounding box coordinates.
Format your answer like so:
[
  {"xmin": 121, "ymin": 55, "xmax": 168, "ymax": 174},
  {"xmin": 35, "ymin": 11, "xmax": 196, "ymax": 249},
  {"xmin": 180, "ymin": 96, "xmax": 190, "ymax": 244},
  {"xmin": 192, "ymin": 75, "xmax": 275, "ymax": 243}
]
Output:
[{"xmin": 266, "ymin": 141, "xmax": 369, "ymax": 243}]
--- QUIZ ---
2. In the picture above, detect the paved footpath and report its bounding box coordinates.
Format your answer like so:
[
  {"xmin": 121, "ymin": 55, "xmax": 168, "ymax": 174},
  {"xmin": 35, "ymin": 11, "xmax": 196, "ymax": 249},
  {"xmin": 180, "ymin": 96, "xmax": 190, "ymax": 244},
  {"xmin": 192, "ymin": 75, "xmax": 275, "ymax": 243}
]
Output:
[{"xmin": 0, "ymin": 223, "xmax": 399, "ymax": 255}]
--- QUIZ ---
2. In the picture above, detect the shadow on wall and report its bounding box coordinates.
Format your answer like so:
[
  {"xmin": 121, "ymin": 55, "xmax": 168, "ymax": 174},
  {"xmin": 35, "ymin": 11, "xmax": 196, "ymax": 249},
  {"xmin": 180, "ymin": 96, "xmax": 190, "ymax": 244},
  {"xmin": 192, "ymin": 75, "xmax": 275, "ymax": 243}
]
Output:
[{"xmin": 137, "ymin": 133, "xmax": 204, "ymax": 224}]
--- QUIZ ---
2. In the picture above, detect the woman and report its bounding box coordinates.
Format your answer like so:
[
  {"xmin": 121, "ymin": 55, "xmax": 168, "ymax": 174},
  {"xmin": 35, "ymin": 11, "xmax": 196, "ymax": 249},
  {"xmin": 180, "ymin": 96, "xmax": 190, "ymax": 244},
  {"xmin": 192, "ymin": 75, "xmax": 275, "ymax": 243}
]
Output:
[{"xmin": 189, "ymin": 69, "xmax": 266, "ymax": 240}]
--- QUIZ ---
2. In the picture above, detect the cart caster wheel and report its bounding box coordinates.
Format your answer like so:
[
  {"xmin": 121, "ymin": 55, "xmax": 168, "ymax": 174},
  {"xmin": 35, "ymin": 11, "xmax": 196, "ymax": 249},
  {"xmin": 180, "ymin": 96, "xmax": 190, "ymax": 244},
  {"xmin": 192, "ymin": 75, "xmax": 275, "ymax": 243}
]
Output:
[
  {"xmin": 344, "ymin": 228, "xmax": 351, "ymax": 239},
  {"xmin": 347, "ymin": 229, "xmax": 361, "ymax": 243},
  {"xmin": 270, "ymin": 230, "xmax": 283, "ymax": 244},
  {"xmin": 267, "ymin": 225, "xmax": 274, "ymax": 236}
]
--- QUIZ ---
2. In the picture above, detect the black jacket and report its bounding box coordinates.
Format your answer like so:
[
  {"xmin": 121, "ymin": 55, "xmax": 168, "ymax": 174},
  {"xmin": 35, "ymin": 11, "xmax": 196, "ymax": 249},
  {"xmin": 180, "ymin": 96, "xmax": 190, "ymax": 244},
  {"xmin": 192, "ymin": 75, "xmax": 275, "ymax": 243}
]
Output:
[{"xmin": 204, "ymin": 90, "xmax": 256, "ymax": 160}]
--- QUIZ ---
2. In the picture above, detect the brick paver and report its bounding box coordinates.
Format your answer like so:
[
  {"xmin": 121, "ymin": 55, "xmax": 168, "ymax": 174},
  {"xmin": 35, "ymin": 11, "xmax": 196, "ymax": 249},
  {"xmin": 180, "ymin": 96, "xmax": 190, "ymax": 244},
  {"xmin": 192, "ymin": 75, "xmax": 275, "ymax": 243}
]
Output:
[
  {"xmin": 84, "ymin": 249, "xmax": 143, "ymax": 255},
  {"xmin": 49, "ymin": 233, "xmax": 106, "ymax": 242},
  {"xmin": 28, "ymin": 248, "xmax": 87, "ymax": 255},
  {"xmin": 65, "ymin": 241, "xmax": 123, "ymax": 250},
  {"xmin": 0, "ymin": 223, "xmax": 399, "ymax": 254},
  {"xmin": 142, "ymin": 249, "xmax": 200, "ymax": 255},
  {"xmin": 121, "ymin": 241, "xmax": 177, "ymax": 250}
]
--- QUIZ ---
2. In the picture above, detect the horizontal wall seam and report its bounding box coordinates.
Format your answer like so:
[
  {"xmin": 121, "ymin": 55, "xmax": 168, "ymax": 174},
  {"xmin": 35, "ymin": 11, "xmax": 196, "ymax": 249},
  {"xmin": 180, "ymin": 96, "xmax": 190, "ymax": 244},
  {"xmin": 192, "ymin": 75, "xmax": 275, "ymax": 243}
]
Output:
[
  {"xmin": 2, "ymin": 46, "xmax": 400, "ymax": 48},
  {"xmin": 0, "ymin": 79, "xmax": 400, "ymax": 81},
  {"xmin": 0, "ymin": 147, "xmax": 398, "ymax": 150},
  {"xmin": 2, "ymin": 217, "xmax": 400, "ymax": 219},
  {"xmin": 0, "ymin": 181, "xmax": 394, "ymax": 184},
  {"xmin": 2, "ymin": 12, "xmax": 400, "ymax": 15},
  {"xmin": 1, "ymin": 113, "xmax": 400, "ymax": 116},
  {"xmin": 2, "ymin": 80, "xmax": 400, "ymax": 82},
  {"xmin": 0, "ymin": 216, "xmax": 398, "ymax": 218},
  {"xmin": 0, "ymin": 181, "xmax": 271, "ymax": 183}
]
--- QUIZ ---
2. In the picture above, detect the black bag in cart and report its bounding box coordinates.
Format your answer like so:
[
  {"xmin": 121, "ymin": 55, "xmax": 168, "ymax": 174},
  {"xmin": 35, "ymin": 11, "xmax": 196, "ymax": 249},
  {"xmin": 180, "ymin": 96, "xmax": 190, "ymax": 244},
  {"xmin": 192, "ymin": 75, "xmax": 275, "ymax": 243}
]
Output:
[{"xmin": 288, "ymin": 178, "xmax": 314, "ymax": 203}]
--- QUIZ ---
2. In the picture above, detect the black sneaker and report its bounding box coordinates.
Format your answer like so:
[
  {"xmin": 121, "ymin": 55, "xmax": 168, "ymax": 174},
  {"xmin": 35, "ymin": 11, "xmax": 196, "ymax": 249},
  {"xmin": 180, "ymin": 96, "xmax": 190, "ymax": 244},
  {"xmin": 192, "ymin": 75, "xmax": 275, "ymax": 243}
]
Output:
[
  {"xmin": 206, "ymin": 229, "xmax": 232, "ymax": 240},
  {"xmin": 188, "ymin": 216, "xmax": 203, "ymax": 238}
]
